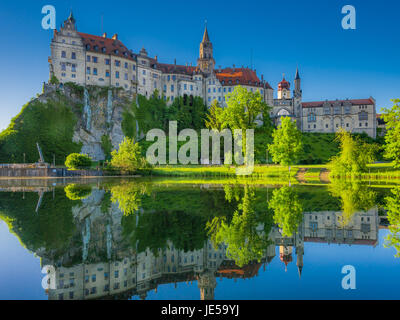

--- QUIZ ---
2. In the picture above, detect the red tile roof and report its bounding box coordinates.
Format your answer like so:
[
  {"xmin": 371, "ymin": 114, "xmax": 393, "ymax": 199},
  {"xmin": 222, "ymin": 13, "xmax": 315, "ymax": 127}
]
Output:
[
  {"xmin": 78, "ymin": 32, "xmax": 135, "ymax": 61},
  {"xmin": 302, "ymin": 98, "xmax": 375, "ymax": 108},
  {"xmin": 215, "ymin": 67, "xmax": 272, "ymax": 89}
]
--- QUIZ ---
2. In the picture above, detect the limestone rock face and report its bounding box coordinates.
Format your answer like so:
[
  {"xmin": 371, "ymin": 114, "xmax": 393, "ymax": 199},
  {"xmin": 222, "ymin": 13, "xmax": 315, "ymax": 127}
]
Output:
[{"xmin": 43, "ymin": 83, "xmax": 133, "ymax": 161}]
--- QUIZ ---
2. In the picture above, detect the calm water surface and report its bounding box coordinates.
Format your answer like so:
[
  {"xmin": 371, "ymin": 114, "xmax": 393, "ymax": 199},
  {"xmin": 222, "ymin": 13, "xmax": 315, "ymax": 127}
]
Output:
[{"xmin": 0, "ymin": 177, "xmax": 399, "ymax": 300}]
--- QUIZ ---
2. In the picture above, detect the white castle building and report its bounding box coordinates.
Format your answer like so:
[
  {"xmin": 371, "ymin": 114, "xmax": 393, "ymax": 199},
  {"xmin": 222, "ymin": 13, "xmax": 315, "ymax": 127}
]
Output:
[{"xmin": 49, "ymin": 12, "xmax": 376, "ymax": 138}]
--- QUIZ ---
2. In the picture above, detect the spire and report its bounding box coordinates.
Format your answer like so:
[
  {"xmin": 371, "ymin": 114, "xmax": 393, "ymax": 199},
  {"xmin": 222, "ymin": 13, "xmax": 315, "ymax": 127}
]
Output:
[
  {"xmin": 68, "ymin": 10, "xmax": 75, "ymax": 22},
  {"xmin": 202, "ymin": 22, "xmax": 210, "ymax": 42},
  {"xmin": 297, "ymin": 266, "xmax": 303, "ymax": 278},
  {"xmin": 295, "ymin": 67, "xmax": 300, "ymax": 80}
]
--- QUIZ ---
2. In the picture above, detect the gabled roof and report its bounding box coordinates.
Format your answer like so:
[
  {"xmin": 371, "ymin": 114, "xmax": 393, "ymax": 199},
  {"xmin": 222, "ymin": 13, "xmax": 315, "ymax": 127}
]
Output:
[
  {"xmin": 157, "ymin": 63, "xmax": 201, "ymax": 75},
  {"xmin": 78, "ymin": 32, "xmax": 135, "ymax": 61},
  {"xmin": 215, "ymin": 67, "xmax": 272, "ymax": 89},
  {"xmin": 302, "ymin": 98, "xmax": 375, "ymax": 108}
]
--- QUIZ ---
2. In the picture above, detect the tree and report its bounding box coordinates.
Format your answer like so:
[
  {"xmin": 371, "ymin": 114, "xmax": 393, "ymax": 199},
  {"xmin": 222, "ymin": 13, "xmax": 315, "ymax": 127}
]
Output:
[
  {"xmin": 65, "ymin": 153, "xmax": 92, "ymax": 169},
  {"xmin": 268, "ymin": 117, "xmax": 302, "ymax": 172},
  {"xmin": 329, "ymin": 129, "xmax": 378, "ymax": 177},
  {"xmin": 205, "ymin": 100, "xmax": 224, "ymax": 131},
  {"xmin": 268, "ymin": 186, "xmax": 303, "ymax": 237},
  {"xmin": 110, "ymin": 137, "xmax": 148, "ymax": 172},
  {"xmin": 382, "ymin": 99, "xmax": 400, "ymax": 168},
  {"xmin": 223, "ymin": 86, "xmax": 271, "ymax": 131}
]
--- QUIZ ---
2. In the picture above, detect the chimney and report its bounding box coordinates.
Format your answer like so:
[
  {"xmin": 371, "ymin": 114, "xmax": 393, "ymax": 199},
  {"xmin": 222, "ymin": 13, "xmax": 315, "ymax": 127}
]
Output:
[
  {"xmin": 112, "ymin": 33, "xmax": 118, "ymax": 40},
  {"xmin": 261, "ymin": 74, "xmax": 264, "ymax": 82},
  {"xmin": 102, "ymin": 32, "xmax": 107, "ymax": 38},
  {"xmin": 155, "ymin": 55, "xmax": 158, "ymax": 61}
]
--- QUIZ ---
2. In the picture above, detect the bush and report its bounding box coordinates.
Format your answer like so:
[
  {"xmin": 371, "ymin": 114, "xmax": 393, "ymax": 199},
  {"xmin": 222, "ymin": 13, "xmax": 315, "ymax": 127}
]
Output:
[{"xmin": 65, "ymin": 153, "xmax": 92, "ymax": 169}]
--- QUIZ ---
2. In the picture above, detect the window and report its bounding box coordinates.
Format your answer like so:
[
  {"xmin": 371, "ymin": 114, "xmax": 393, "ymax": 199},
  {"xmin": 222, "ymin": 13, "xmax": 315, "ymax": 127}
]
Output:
[
  {"xmin": 308, "ymin": 113, "xmax": 316, "ymax": 122},
  {"xmin": 323, "ymin": 107, "xmax": 330, "ymax": 115},
  {"xmin": 69, "ymin": 292, "xmax": 74, "ymax": 299},
  {"xmin": 93, "ymin": 57, "xmax": 98, "ymax": 63},
  {"xmin": 93, "ymin": 68, "xmax": 97, "ymax": 75},
  {"xmin": 190, "ymin": 85, "xmax": 193, "ymax": 91},
  {"xmin": 87, "ymin": 55, "xmax": 91, "ymax": 62},
  {"xmin": 359, "ymin": 111, "xmax": 368, "ymax": 121},
  {"xmin": 86, "ymin": 67, "xmax": 91, "ymax": 74},
  {"xmin": 106, "ymin": 70, "xmax": 110, "ymax": 77},
  {"xmin": 125, "ymin": 73, "xmax": 128, "ymax": 80},
  {"xmin": 124, "ymin": 62, "xmax": 128, "ymax": 68},
  {"xmin": 115, "ymin": 60, "xmax": 121, "ymax": 67},
  {"xmin": 184, "ymin": 84, "xmax": 187, "ymax": 90},
  {"xmin": 92, "ymin": 274, "xmax": 96, "ymax": 282},
  {"xmin": 105, "ymin": 59, "xmax": 110, "ymax": 65},
  {"xmin": 115, "ymin": 271, "xmax": 119, "ymax": 278},
  {"xmin": 71, "ymin": 64, "xmax": 76, "ymax": 72},
  {"xmin": 132, "ymin": 65, "xmax": 136, "ymax": 71},
  {"xmin": 71, "ymin": 52, "xmax": 76, "ymax": 59},
  {"xmin": 61, "ymin": 51, "xmax": 66, "ymax": 58},
  {"xmin": 172, "ymin": 75, "xmax": 176, "ymax": 81},
  {"xmin": 61, "ymin": 63, "xmax": 66, "ymax": 71},
  {"xmin": 142, "ymin": 70, "xmax": 146, "ymax": 75},
  {"xmin": 171, "ymin": 85, "xmax": 174, "ymax": 92},
  {"xmin": 115, "ymin": 71, "xmax": 119, "ymax": 78},
  {"xmin": 71, "ymin": 74, "xmax": 76, "ymax": 78}
]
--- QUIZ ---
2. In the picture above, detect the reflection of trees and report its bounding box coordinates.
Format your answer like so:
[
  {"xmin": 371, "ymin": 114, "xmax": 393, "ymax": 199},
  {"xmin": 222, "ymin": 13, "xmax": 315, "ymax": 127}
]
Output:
[
  {"xmin": 0, "ymin": 191, "xmax": 77, "ymax": 259},
  {"xmin": 384, "ymin": 187, "xmax": 400, "ymax": 257},
  {"xmin": 207, "ymin": 184, "xmax": 273, "ymax": 267},
  {"xmin": 109, "ymin": 182, "xmax": 149, "ymax": 216},
  {"xmin": 329, "ymin": 179, "xmax": 376, "ymax": 227},
  {"xmin": 268, "ymin": 186, "xmax": 303, "ymax": 237},
  {"xmin": 64, "ymin": 184, "xmax": 92, "ymax": 200}
]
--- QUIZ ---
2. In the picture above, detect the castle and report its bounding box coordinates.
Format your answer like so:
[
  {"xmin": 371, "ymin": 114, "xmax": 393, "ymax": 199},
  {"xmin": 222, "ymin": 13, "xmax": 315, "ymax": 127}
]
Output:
[{"xmin": 49, "ymin": 12, "xmax": 377, "ymax": 138}]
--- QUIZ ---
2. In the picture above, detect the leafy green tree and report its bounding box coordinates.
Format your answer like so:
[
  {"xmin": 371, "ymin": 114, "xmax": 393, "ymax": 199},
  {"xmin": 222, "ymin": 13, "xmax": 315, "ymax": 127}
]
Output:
[
  {"xmin": 223, "ymin": 86, "xmax": 271, "ymax": 131},
  {"xmin": 329, "ymin": 129, "xmax": 378, "ymax": 177},
  {"xmin": 168, "ymin": 95, "xmax": 208, "ymax": 131},
  {"xmin": 65, "ymin": 153, "xmax": 92, "ymax": 169},
  {"xmin": 268, "ymin": 186, "xmax": 303, "ymax": 237},
  {"xmin": 384, "ymin": 187, "xmax": 400, "ymax": 257},
  {"xmin": 110, "ymin": 137, "xmax": 148, "ymax": 172},
  {"xmin": 382, "ymin": 99, "xmax": 400, "ymax": 168},
  {"xmin": 268, "ymin": 117, "xmax": 302, "ymax": 172},
  {"xmin": 205, "ymin": 100, "xmax": 224, "ymax": 131}
]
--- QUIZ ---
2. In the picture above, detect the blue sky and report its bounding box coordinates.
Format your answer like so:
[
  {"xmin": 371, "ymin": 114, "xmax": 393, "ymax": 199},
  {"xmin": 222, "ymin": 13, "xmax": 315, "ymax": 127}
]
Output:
[{"xmin": 0, "ymin": 0, "xmax": 399, "ymax": 130}]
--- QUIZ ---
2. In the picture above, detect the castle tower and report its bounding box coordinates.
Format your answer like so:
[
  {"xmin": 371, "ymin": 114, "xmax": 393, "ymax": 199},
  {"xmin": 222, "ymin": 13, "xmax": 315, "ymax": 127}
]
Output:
[
  {"xmin": 296, "ymin": 246, "xmax": 304, "ymax": 278},
  {"xmin": 197, "ymin": 24, "xmax": 215, "ymax": 74},
  {"xmin": 294, "ymin": 67, "xmax": 302, "ymax": 98},
  {"xmin": 279, "ymin": 245, "xmax": 293, "ymax": 272},
  {"xmin": 277, "ymin": 75, "xmax": 291, "ymax": 99},
  {"xmin": 64, "ymin": 10, "xmax": 77, "ymax": 31},
  {"xmin": 197, "ymin": 271, "xmax": 216, "ymax": 300}
]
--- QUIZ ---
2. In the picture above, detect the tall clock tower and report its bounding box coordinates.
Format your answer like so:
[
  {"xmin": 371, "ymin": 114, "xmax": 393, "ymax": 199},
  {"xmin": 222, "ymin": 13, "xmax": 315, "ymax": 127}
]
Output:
[{"xmin": 197, "ymin": 25, "xmax": 215, "ymax": 74}]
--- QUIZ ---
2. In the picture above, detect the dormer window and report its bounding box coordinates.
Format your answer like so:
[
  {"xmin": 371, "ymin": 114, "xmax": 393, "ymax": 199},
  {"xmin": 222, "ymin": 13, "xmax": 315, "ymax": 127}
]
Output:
[
  {"xmin": 102, "ymin": 47, "xmax": 106, "ymax": 53},
  {"xmin": 114, "ymin": 49, "xmax": 119, "ymax": 54},
  {"xmin": 94, "ymin": 45, "xmax": 99, "ymax": 51},
  {"xmin": 86, "ymin": 44, "xmax": 90, "ymax": 50}
]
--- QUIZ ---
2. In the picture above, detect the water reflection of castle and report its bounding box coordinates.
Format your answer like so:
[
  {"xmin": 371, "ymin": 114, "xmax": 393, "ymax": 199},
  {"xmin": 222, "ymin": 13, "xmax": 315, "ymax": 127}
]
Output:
[{"xmin": 43, "ymin": 190, "xmax": 379, "ymax": 300}]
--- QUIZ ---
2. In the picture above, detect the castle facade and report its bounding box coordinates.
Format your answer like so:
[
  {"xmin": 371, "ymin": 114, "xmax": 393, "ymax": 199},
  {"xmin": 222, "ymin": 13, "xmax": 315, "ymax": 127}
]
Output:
[{"xmin": 49, "ymin": 12, "xmax": 376, "ymax": 138}]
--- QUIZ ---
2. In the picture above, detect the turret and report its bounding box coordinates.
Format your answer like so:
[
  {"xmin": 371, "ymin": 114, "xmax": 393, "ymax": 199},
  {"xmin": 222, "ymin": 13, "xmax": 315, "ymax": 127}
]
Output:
[
  {"xmin": 294, "ymin": 67, "xmax": 302, "ymax": 98},
  {"xmin": 197, "ymin": 24, "xmax": 215, "ymax": 74}
]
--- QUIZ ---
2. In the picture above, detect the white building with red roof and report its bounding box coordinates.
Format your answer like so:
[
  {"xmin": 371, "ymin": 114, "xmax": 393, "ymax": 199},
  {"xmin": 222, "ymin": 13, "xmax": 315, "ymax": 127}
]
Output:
[{"xmin": 49, "ymin": 12, "xmax": 376, "ymax": 138}]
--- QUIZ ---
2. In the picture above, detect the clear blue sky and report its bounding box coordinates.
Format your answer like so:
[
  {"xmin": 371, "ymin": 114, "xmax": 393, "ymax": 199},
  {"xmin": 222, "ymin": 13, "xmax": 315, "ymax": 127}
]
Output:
[{"xmin": 0, "ymin": 0, "xmax": 399, "ymax": 130}]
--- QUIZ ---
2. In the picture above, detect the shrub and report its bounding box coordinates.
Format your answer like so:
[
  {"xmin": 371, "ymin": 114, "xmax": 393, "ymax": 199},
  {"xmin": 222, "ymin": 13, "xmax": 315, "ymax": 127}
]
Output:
[{"xmin": 65, "ymin": 153, "xmax": 92, "ymax": 169}]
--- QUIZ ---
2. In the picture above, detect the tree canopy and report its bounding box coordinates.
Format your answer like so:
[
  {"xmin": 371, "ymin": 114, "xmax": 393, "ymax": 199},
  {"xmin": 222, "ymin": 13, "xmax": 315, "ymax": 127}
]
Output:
[
  {"xmin": 382, "ymin": 99, "xmax": 400, "ymax": 168},
  {"xmin": 268, "ymin": 117, "xmax": 303, "ymax": 169}
]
